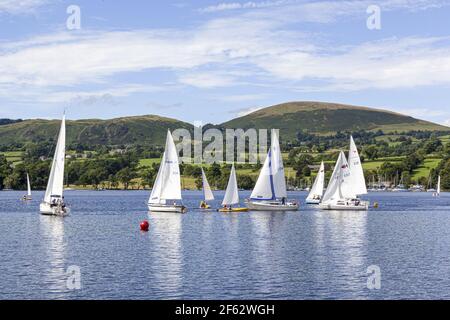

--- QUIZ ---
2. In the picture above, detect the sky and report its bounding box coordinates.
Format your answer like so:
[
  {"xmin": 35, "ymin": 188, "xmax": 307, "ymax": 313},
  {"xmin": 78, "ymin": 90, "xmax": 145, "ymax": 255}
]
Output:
[{"xmin": 0, "ymin": 0, "xmax": 450, "ymax": 126}]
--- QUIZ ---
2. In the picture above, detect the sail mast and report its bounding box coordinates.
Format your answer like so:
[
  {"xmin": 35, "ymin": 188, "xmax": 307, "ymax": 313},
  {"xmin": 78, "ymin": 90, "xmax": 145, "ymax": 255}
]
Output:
[
  {"xmin": 44, "ymin": 114, "xmax": 66, "ymax": 203},
  {"xmin": 27, "ymin": 173, "xmax": 31, "ymax": 196}
]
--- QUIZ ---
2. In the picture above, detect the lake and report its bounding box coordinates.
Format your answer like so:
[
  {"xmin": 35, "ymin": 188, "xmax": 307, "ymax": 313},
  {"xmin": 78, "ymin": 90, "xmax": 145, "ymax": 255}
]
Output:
[{"xmin": 0, "ymin": 190, "xmax": 449, "ymax": 300}]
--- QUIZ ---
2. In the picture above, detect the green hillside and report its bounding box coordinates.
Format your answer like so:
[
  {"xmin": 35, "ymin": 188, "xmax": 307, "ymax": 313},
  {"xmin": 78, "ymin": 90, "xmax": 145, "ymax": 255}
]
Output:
[
  {"xmin": 220, "ymin": 101, "xmax": 448, "ymax": 140},
  {"xmin": 0, "ymin": 115, "xmax": 193, "ymax": 147},
  {"xmin": 0, "ymin": 101, "xmax": 448, "ymax": 148}
]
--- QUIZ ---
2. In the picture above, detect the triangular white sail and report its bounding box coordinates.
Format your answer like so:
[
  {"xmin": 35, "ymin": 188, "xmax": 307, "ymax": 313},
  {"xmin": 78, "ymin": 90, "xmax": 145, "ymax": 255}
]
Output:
[
  {"xmin": 222, "ymin": 164, "xmax": 239, "ymax": 206},
  {"xmin": 437, "ymin": 176, "xmax": 441, "ymax": 195},
  {"xmin": 26, "ymin": 173, "xmax": 31, "ymax": 197},
  {"xmin": 348, "ymin": 136, "xmax": 367, "ymax": 196},
  {"xmin": 307, "ymin": 161, "xmax": 325, "ymax": 201},
  {"xmin": 44, "ymin": 115, "xmax": 66, "ymax": 204},
  {"xmin": 250, "ymin": 129, "xmax": 287, "ymax": 200},
  {"xmin": 201, "ymin": 168, "xmax": 214, "ymax": 201},
  {"xmin": 322, "ymin": 151, "xmax": 354, "ymax": 203},
  {"xmin": 148, "ymin": 130, "xmax": 182, "ymax": 205}
]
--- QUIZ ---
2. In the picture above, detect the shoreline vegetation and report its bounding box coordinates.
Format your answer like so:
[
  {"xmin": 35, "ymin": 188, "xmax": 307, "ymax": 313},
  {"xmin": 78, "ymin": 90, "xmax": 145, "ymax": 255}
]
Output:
[
  {"xmin": 1, "ymin": 102, "xmax": 449, "ymax": 193},
  {"xmin": 0, "ymin": 129, "xmax": 449, "ymax": 193}
]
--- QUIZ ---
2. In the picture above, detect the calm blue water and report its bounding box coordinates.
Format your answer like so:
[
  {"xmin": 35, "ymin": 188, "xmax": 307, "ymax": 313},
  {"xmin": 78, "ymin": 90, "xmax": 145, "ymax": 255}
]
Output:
[{"xmin": 1, "ymin": 190, "xmax": 450, "ymax": 300}]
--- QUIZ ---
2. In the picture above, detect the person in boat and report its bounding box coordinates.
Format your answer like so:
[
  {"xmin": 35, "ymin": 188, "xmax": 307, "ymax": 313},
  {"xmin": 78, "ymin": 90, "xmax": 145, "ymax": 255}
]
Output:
[
  {"xmin": 281, "ymin": 197, "xmax": 286, "ymax": 205},
  {"xmin": 200, "ymin": 201, "xmax": 207, "ymax": 209}
]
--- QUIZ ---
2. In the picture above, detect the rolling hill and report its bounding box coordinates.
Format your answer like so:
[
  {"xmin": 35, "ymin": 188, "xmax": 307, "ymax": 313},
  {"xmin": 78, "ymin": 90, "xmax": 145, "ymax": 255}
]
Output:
[
  {"xmin": 0, "ymin": 115, "xmax": 193, "ymax": 147},
  {"xmin": 0, "ymin": 101, "xmax": 447, "ymax": 148},
  {"xmin": 220, "ymin": 101, "xmax": 449, "ymax": 140}
]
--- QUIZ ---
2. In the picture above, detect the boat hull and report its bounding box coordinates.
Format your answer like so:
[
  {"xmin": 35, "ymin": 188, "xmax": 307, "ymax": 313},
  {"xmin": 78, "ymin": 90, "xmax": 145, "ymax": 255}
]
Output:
[
  {"xmin": 39, "ymin": 202, "xmax": 70, "ymax": 216},
  {"xmin": 246, "ymin": 200, "xmax": 299, "ymax": 211},
  {"xmin": 148, "ymin": 204, "xmax": 187, "ymax": 213},
  {"xmin": 218, "ymin": 207, "xmax": 248, "ymax": 213},
  {"xmin": 305, "ymin": 199, "xmax": 320, "ymax": 205},
  {"xmin": 319, "ymin": 201, "xmax": 369, "ymax": 211}
]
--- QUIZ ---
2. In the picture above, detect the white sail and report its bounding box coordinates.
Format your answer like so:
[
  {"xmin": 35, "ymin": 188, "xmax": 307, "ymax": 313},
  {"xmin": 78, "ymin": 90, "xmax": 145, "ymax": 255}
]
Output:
[
  {"xmin": 348, "ymin": 136, "xmax": 367, "ymax": 196},
  {"xmin": 250, "ymin": 129, "xmax": 287, "ymax": 200},
  {"xmin": 307, "ymin": 161, "xmax": 325, "ymax": 201},
  {"xmin": 271, "ymin": 130, "xmax": 288, "ymax": 199},
  {"xmin": 437, "ymin": 175, "xmax": 441, "ymax": 195},
  {"xmin": 26, "ymin": 173, "xmax": 31, "ymax": 196},
  {"xmin": 322, "ymin": 151, "xmax": 354, "ymax": 203},
  {"xmin": 222, "ymin": 164, "xmax": 239, "ymax": 206},
  {"xmin": 201, "ymin": 168, "xmax": 214, "ymax": 201},
  {"xmin": 148, "ymin": 130, "xmax": 182, "ymax": 205},
  {"xmin": 44, "ymin": 115, "xmax": 66, "ymax": 204}
]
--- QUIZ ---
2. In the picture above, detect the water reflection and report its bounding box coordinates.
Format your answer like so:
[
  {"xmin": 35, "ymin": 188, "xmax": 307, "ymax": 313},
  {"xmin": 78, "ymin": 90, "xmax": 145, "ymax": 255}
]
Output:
[
  {"xmin": 313, "ymin": 210, "xmax": 368, "ymax": 298},
  {"xmin": 39, "ymin": 216, "xmax": 67, "ymax": 299},
  {"xmin": 148, "ymin": 212, "xmax": 183, "ymax": 299},
  {"xmin": 249, "ymin": 212, "xmax": 289, "ymax": 298}
]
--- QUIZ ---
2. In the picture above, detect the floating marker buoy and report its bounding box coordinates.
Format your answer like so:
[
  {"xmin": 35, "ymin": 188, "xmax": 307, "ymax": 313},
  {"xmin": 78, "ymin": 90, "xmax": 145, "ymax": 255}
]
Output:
[
  {"xmin": 140, "ymin": 220, "xmax": 149, "ymax": 232},
  {"xmin": 373, "ymin": 202, "xmax": 379, "ymax": 209}
]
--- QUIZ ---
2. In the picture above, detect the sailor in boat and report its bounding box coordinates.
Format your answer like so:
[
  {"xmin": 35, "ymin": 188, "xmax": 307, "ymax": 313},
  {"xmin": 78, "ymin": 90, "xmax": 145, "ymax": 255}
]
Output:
[{"xmin": 200, "ymin": 200, "xmax": 211, "ymax": 209}]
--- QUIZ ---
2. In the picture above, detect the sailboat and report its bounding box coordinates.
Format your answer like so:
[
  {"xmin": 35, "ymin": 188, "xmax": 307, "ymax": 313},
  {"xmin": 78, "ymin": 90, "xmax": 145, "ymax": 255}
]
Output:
[
  {"xmin": 306, "ymin": 161, "xmax": 325, "ymax": 204},
  {"xmin": 319, "ymin": 136, "xmax": 369, "ymax": 211},
  {"xmin": 426, "ymin": 174, "xmax": 437, "ymax": 193},
  {"xmin": 246, "ymin": 130, "xmax": 299, "ymax": 211},
  {"xmin": 148, "ymin": 130, "xmax": 187, "ymax": 213},
  {"xmin": 40, "ymin": 114, "xmax": 69, "ymax": 216},
  {"xmin": 218, "ymin": 164, "xmax": 248, "ymax": 212},
  {"xmin": 433, "ymin": 176, "xmax": 441, "ymax": 197},
  {"xmin": 199, "ymin": 168, "xmax": 214, "ymax": 209},
  {"xmin": 22, "ymin": 173, "xmax": 32, "ymax": 201}
]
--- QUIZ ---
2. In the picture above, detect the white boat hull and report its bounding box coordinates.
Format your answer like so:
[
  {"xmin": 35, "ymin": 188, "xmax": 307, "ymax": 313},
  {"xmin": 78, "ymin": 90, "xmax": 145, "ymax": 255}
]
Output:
[
  {"xmin": 39, "ymin": 202, "xmax": 70, "ymax": 216},
  {"xmin": 319, "ymin": 200, "xmax": 369, "ymax": 211},
  {"xmin": 305, "ymin": 199, "xmax": 321, "ymax": 205},
  {"xmin": 148, "ymin": 204, "xmax": 187, "ymax": 213},
  {"xmin": 246, "ymin": 200, "xmax": 299, "ymax": 211}
]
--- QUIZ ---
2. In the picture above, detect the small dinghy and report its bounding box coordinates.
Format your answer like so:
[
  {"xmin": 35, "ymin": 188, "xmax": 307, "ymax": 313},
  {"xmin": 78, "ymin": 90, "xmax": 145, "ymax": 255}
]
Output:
[
  {"xmin": 22, "ymin": 173, "xmax": 32, "ymax": 201},
  {"xmin": 199, "ymin": 168, "xmax": 214, "ymax": 210},
  {"xmin": 218, "ymin": 164, "xmax": 248, "ymax": 213},
  {"xmin": 305, "ymin": 161, "xmax": 325, "ymax": 204}
]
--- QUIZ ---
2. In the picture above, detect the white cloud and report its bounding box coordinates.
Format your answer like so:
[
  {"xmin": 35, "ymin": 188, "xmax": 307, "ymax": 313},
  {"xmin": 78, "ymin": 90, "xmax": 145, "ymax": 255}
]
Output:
[
  {"xmin": 199, "ymin": 0, "xmax": 449, "ymax": 18},
  {"xmin": 0, "ymin": 0, "xmax": 50, "ymax": 14},
  {"xmin": 199, "ymin": 0, "xmax": 292, "ymax": 13},
  {"xmin": 178, "ymin": 72, "xmax": 236, "ymax": 88},
  {"xmin": 1, "ymin": 0, "xmax": 450, "ymax": 108},
  {"xmin": 235, "ymin": 106, "xmax": 264, "ymax": 117}
]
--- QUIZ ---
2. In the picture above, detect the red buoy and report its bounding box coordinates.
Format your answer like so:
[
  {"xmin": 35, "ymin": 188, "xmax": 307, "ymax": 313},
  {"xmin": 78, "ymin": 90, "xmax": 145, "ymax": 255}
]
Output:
[{"xmin": 140, "ymin": 220, "xmax": 149, "ymax": 232}]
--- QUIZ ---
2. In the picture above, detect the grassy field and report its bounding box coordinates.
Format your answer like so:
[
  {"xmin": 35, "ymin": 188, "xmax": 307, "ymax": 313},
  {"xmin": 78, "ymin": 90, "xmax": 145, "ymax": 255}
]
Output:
[
  {"xmin": 0, "ymin": 151, "xmax": 24, "ymax": 165},
  {"xmin": 412, "ymin": 158, "xmax": 441, "ymax": 179},
  {"xmin": 138, "ymin": 158, "xmax": 161, "ymax": 167}
]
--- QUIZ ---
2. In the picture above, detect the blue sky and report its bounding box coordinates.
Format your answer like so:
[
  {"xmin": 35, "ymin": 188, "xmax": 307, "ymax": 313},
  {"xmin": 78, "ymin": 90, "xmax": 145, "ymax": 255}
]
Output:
[{"xmin": 0, "ymin": 0, "xmax": 450, "ymax": 126}]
